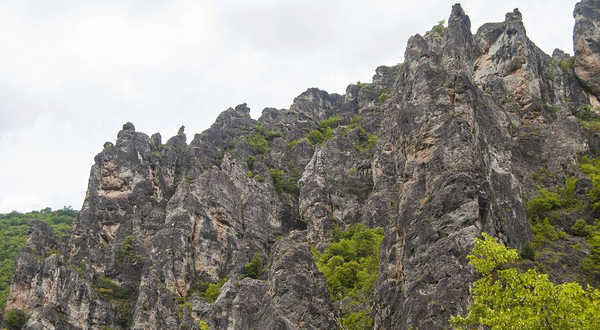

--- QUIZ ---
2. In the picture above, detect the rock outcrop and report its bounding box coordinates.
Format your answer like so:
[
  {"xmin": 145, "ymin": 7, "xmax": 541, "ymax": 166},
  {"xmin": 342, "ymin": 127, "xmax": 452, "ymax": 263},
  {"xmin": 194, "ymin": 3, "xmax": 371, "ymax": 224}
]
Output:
[
  {"xmin": 3, "ymin": 1, "xmax": 600, "ymax": 329},
  {"xmin": 574, "ymin": 0, "xmax": 600, "ymax": 102}
]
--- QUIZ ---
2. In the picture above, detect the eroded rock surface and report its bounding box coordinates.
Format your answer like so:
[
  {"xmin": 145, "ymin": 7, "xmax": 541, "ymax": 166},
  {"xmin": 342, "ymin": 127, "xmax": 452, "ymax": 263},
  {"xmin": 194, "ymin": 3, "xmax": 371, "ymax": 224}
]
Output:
[{"xmin": 4, "ymin": 1, "xmax": 600, "ymax": 329}]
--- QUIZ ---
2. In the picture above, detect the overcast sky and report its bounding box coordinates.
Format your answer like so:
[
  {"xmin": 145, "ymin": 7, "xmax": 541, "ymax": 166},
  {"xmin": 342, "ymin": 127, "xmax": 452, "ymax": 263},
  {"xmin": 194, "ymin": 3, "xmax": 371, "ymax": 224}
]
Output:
[{"xmin": 0, "ymin": 0, "xmax": 580, "ymax": 213}]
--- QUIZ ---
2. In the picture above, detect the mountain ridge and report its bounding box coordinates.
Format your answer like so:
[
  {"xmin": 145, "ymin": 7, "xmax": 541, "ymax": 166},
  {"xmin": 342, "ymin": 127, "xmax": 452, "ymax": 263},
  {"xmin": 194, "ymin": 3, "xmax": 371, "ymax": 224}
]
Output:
[{"xmin": 3, "ymin": 1, "xmax": 600, "ymax": 329}]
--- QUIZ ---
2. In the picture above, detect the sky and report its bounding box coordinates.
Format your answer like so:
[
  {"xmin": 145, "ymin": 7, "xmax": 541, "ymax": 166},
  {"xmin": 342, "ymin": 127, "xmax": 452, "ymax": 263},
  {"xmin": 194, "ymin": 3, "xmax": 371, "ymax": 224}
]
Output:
[{"xmin": 0, "ymin": 0, "xmax": 580, "ymax": 213}]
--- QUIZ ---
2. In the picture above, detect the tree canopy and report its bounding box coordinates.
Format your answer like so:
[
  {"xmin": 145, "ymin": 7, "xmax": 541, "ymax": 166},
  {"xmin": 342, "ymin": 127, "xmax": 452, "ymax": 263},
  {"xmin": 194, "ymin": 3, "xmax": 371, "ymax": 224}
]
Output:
[{"xmin": 451, "ymin": 233, "xmax": 600, "ymax": 330}]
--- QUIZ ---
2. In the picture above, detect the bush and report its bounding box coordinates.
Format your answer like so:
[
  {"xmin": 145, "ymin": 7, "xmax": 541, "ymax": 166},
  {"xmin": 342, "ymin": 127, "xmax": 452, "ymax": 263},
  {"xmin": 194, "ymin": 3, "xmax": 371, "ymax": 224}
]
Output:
[
  {"xmin": 243, "ymin": 253, "xmax": 264, "ymax": 279},
  {"xmin": 4, "ymin": 309, "xmax": 27, "ymax": 330},
  {"xmin": 306, "ymin": 129, "xmax": 325, "ymax": 145},
  {"xmin": 557, "ymin": 56, "xmax": 575, "ymax": 71},
  {"xmin": 378, "ymin": 92, "xmax": 389, "ymax": 103},
  {"xmin": 267, "ymin": 168, "xmax": 299, "ymax": 195},
  {"xmin": 571, "ymin": 219, "xmax": 591, "ymax": 237},
  {"xmin": 319, "ymin": 116, "xmax": 342, "ymax": 130},
  {"xmin": 531, "ymin": 217, "xmax": 567, "ymax": 247},
  {"xmin": 520, "ymin": 242, "xmax": 535, "ymax": 261},
  {"xmin": 246, "ymin": 155, "xmax": 255, "ymax": 170},
  {"xmin": 247, "ymin": 132, "xmax": 269, "ymax": 156},
  {"xmin": 204, "ymin": 277, "xmax": 228, "ymax": 303}
]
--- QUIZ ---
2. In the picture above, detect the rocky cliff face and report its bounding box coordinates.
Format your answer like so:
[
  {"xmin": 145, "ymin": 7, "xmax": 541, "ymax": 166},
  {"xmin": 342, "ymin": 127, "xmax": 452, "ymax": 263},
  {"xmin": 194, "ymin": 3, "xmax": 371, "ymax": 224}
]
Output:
[{"xmin": 4, "ymin": 1, "xmax": 600, "ymax": 330}]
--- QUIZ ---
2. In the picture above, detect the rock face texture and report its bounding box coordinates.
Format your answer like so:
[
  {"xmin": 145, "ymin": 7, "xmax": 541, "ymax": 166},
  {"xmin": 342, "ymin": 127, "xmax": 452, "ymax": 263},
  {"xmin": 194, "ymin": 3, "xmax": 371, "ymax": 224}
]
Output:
[
  {"xmin": 574, "ymin": 0, "xmax": 600, "ymax": 101},
  {"xmin": 3, "ymin": 1, "xmax": 600, "ymax": 330}
]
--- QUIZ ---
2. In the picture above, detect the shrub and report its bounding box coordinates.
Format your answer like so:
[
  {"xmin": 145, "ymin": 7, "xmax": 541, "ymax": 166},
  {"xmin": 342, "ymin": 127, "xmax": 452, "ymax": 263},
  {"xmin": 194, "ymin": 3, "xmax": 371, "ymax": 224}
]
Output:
[
  {"xmin": 556, "ymin": 56, "xmax": 575, "ymax": 71},
  {"xmin": 4, "ymin": 309, "xmax": 27, "ymax": 330},
  {"xmin": 313, "ymin": 224, "xmax": 383, "ymax": 328},
  {"xmin": 319, "ymin": 115, "xmax": 342, "ymax": 130},
  {"xmin": 306, "ymin": 129, "xmax": 325, "ymax": 145},
  {"xmin": 571, "ymin": 219, "xmax": 591, "ymax": 237},
  {"xmin": 246, "ymin": 155, "xmax": 255, "ymax": 170},
  {"xmin": 378, "ymin": 92, "xmax": 389, "ymax": 103},
  {"xmin": 520, "ymin": 242, "xmax": 535, "ymax": 261},
  {"xmin": 430, "ymin": 20, "xmax": 445, "ymax": 36},
  {"xmin": 243, "ymin": 253, "xmax": 264, "ymax": 279},
  {"xmin": 204, "ymin": 277, "xmax": 228, "ymax": 303},
  {"xmin": 247, "ymin": 132, "xmax": 269, "ymax": 156},
  {"xmin": 267, "ymin": 168, "xmax": 299, "ymax": 195},
  {"xmin": 531, "ymin": 217, "xmax": 567, "ymax": 247}
]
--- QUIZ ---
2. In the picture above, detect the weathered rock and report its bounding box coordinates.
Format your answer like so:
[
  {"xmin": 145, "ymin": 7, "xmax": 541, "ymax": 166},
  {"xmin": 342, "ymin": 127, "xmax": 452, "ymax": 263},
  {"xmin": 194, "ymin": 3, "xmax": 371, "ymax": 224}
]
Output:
[
  {"xmin": 574, "ymin": 0, "xmax": 600, "ymax": 101},
  {"xmin": 5, "ymin": 2, "xmax": 600, "ymax": 330}
]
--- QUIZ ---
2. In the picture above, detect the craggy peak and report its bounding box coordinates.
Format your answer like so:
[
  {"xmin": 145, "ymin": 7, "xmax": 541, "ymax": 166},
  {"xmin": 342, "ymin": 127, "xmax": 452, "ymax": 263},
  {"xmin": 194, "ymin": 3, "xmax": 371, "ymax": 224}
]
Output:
[{"xmin": 2, "ymin": 1, "xmax": 600, "ymax": 330}]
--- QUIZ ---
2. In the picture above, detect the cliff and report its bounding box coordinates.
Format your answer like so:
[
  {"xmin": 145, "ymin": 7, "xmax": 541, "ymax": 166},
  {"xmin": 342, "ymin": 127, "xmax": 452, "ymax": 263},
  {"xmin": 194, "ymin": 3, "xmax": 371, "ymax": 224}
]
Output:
[{"xmin": 3, "ymin": 1, "xmax": 600, "ymax": 329}]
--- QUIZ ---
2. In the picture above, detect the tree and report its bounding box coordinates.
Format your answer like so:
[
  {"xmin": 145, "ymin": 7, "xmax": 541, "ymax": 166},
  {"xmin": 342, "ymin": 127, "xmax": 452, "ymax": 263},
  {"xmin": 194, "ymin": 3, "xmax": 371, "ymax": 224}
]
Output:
[{"xmin": 451, "ymin": 233, "xmax": 600, "ymax": 330}]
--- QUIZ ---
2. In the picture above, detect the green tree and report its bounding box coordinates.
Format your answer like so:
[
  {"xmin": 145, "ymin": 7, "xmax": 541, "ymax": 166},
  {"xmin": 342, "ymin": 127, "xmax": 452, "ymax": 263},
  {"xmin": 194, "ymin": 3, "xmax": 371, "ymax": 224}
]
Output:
[{"xmin": 451, "ymin": 233, "xmax": 600, "ymax": 329}]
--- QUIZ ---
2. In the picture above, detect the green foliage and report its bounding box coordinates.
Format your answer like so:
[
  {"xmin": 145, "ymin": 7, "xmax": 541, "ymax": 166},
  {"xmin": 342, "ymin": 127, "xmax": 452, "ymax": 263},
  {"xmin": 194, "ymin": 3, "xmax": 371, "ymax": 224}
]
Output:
[
  {"xmin": 267, "ymin": 168, "xmax": 299, "ymax": 195},
  {"xmin": 575, "ymin": 105, "xmax": 600, "ymax": 134},
  {"xmin": 92, "ymin": 274, "xmax": 135, "ymax": 328},
  {"xmin": 355, "ymin": 127, "xmax": 378, "ymax": 152},
  {"xmin": 4, "ymin": 309, "xmax": 27, "ymax": 330},
  {"xmin": 378, "ymin": 92, "xmax": 389, "ymax": 103},
  {"xmin": 286, "ymin": 139, "xmax": 301, "ymax": 149},
  {"xmin": 264, "ymin": 129, "xmax": 283, "ymax": 140},
  {"xmin": 581, "ymin": 235, "xmax": 600, "ymax": 273},
  {"xmin": 451, "ymin": 233, "xmax": 600, "ymax": 330},
  {"xmin": 556, "ymin": 56, "xmax": 575, "ymax": 71},
  {"xmin": 520, "ymin": 242, "xmax": 535, "ymax": 261},
  {"xmin": 247, "ymin": 132, "xmax": 269, "ymax": 156},
  {"xmin": 319, "ymin": 115, "xmax": 342, "ymax": 130},
  {"xmin": 246, "ymin": 155, "xmax": 255, "ymax": 170},
  {"xmin": 342, "ymin": 309, "xmax": 373, "ymax": 330},
  {"xmin": 198, "ymin": 321, "xmax": 210, "ymax": 330},
  {"xmin": 571, "ymin": 219, "xmax": 593, "ymax": 237},
  {"xmin": 531, "ymin": 217, "xmax": 567, "ymax": 247},
  {"xmin": 243, "ymin": 253, "xmax": 265, "ymax": 279},
  {"xmin": 0, "ymin": 207, "xmax": 76, "ymax": 312},
  {"xmin": 305, "ymin": 116, "xmax": 340, "ymax": 145},
  {"xmin": 178, "ymin": 299, "xmax": 192, "ymax": 318},
  {"xmin": 525, "ymin": 177, "xmax": 578, "ymax": 220},
  {"xmin": 581, "ymin": 156, "xmax": 600, "ymax": 212},
  {"xmin": 117, "ymin": 234, "xmax": 144, "ymax": 265},
  {"xmin": 203, "ymin": 277, "xmax": 228, "ymax": 303},
  {"xmin": 430, "ymin": 20, "xmax": 445, "ymax": 36},
  {"xmin": 306, "ymin": 129, "xmax": 326, "ymax": 145},
  {"xmin": 312, "ymin": 224, "xmax": 383, "ymax": 329}
]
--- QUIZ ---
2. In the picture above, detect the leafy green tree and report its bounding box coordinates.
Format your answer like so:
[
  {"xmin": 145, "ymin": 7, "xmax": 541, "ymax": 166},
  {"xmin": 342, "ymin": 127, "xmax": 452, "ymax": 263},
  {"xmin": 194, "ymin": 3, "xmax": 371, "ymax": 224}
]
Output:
[{"xmin": 451, "ymin": 233, "xmax": 600, "ymax": 330}]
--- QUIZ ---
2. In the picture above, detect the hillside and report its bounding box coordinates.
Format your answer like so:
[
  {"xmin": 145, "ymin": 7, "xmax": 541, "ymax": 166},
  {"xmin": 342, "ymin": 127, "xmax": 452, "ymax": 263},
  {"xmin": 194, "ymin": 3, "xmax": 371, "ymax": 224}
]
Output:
[{"xmin": 2, "ymin": 1, "xmax": 600, "ymax": 329}]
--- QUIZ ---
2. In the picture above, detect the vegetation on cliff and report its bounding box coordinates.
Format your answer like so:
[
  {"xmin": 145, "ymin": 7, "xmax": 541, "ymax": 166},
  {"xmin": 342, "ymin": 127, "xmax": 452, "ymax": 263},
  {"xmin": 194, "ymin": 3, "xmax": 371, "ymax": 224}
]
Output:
[
  {"xmin": 452, "ymin": 233, "xmax": 600, "ymax": 329},
  {"xmin": 312, "ymin": 224, "xmax": 384, "ymax": 330},
  {"xmin": 0, "ymin": 207, "xmax": 76, "ymax": 312}
]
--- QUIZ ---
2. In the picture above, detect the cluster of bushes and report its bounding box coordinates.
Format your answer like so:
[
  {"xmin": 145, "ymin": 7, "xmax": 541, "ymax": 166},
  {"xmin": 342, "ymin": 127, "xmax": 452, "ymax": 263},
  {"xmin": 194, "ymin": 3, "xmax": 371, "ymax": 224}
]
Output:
[
  {"xmin": 312, "ymin": 224, "xmax": 384, "ymax": 330},
  {"xmin": 247, "ymin": 124, "xmax": 282, "ymax": 156},
  {"xmin": 0, "ymin": 207, "xmax": 76, "ymax": 313},
  {"xmin": 306, "ymin": 115, "xmax": 341, "ymax": 145},
  {"xmin": 343, "ymin": 115, "xmax": 378, "ymax": 153},
  {"xmin": 452, "ymin": 233, "xmax": 600, "ymax": 329}
]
